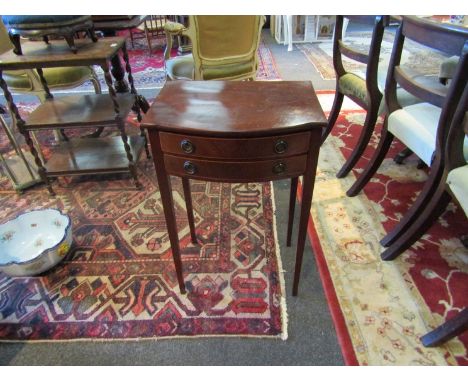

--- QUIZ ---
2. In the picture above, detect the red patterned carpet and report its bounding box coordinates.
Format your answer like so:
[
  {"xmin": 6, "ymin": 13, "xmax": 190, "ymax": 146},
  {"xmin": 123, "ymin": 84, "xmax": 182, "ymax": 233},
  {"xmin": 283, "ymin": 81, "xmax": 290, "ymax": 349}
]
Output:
[
  {"xmin": 0, "ymin": 38, "xmax": 286, "ymax": 341},
  {"xmin": 0, "ymin": 157, "xmax": 287, "ymax": 341},
  {"xmin": 305, "ymin": 108, "xmax": 468, "ymax": 365}
]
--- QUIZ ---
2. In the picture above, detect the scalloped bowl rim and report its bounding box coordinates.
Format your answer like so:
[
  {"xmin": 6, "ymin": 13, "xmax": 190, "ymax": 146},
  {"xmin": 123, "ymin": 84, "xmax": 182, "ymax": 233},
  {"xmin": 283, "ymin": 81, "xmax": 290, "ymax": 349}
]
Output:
[{"xmin": 0, "ymin": 208, "xmax": 72, "ymax": 267}]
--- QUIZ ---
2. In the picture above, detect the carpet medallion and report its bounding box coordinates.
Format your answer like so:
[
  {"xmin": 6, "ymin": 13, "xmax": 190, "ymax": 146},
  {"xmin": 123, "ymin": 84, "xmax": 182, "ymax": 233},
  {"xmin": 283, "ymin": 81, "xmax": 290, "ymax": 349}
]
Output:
[
  {"xmin": 0, "ymin": 158, "xmax": 287, "ymax": 340},
  {"xmin": 307, "ymin": 108, "xmax": 468, "ymax": 365}
]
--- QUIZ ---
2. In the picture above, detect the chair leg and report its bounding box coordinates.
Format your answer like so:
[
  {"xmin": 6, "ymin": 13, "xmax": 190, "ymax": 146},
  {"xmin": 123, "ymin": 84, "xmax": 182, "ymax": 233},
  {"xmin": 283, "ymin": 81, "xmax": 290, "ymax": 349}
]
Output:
[
  {"xmin": 321, "ymin": 91, "xmax": 344, "ymax": 145},
  {"xmin": 88, "ymin": 28, "xmax": 98, "ymax": 42},
  {"xmin": 182, "ymin": 177, "xmax": 197, "ymax": 244},
  {"xmin": 337, "ymin": 106, "xmax": 379, "ymax": 178},
  {"xmin": 63, "ymin": 34, "xmax": 78, "ymax": 53},
  {"xmin": 380, "ymin": 188, "xmax": 451, "ymax": 261},
  {"xmin": 9, "ymin": 32, "xmax": 22, "ymax": 55},
  {"xmin": 129, "ymin": 29, "xmax": 135, "ymax": 48},
  {"xmin": 394, "ymin": 147, "xmax": 413, "ymax": 164},
  {"xmin": 287, "ymin": 176, "xmax": 298, "ymax": 247},
  {"xmin": 346, "ymin": 117, "xmax": 393, "ymax": 197},
  {"xmin": 380, "ymin": 164, "xmax": 445, "ymax": 247},
  {"xmin": 144, "ymin": 22, "xmax": 152, "ymax": 55},
  {"xmin": 461, "ymin": 235, "xmax": 468, "ymax": 249},
  {"xmin": 421, "ymin": 308, "xmax": 468, "ymax": 347}
]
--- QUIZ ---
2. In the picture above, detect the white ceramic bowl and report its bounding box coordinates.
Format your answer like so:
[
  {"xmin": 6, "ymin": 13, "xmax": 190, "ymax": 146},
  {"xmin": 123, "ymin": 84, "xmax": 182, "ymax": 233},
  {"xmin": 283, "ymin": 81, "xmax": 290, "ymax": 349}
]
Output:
[{"xmin": 0, "ymin": 209, "xmax": 72, "ymax": 276}]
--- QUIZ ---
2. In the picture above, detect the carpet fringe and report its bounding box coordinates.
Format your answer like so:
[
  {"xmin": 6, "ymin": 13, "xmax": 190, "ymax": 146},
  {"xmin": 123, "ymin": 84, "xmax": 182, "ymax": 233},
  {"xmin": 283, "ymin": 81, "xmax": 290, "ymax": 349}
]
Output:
[{"xmin": 270, "ymin": 182, "xmax": 289, "ymax": 341}]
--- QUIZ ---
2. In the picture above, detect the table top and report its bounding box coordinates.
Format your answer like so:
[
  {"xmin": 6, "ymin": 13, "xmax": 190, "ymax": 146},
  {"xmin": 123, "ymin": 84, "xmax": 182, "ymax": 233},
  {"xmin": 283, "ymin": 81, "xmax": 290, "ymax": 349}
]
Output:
[
  {"xmin": 142, "ymin": 81, "xmax": 327, "ymax": 137},
  {"xmin": 0, "ymin": 37, "xmax": 125, "ymax": 70}
]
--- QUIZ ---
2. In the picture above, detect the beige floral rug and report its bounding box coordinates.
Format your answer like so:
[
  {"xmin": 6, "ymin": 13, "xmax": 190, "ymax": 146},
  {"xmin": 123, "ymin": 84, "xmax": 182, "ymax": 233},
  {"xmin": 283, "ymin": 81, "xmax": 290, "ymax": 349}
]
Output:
[
  {"xmin": 305, "ymin": 108, "xmax": 468, "ymax": 365},
  {"xmin": 296, "ymin": 29, "xmax": 449, "ymax": 81}
]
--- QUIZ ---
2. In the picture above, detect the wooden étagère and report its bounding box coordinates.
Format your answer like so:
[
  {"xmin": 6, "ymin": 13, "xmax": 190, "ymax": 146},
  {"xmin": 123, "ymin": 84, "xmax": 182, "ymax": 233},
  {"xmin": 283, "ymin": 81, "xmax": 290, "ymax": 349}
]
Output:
[{"xmin": 0, "ymin": 37, "xmax": 148, "ymax": 195}]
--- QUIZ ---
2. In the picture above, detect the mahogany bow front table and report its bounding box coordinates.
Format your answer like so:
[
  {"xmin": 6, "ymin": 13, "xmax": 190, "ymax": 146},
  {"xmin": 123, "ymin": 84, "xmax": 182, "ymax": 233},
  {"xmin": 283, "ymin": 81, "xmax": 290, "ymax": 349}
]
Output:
[{"xmin": 142, "ymin": 81, "xmax": 327, "ymax": 295}]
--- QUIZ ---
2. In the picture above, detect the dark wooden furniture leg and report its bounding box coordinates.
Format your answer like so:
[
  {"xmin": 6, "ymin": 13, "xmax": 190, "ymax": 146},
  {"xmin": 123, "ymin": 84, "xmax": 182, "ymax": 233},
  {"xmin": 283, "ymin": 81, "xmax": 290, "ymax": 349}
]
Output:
[
  {"xmin": 149, "ymin": 131, "xmax": 186, "ymax": 293},
  {"xmin": 287, "ymin": 176, "xmax": 298, "ymax": 247},
  {"xmin": 347, "ymin": 118, "xmax": 394, "ymax": 197},
  {"xmin": 381, "ymin": 186, "xmax": 451, "ymax": 261},
  {"xmin": 421, "ymin": 308, "xmax": 468, "ymax": 347},
  {"xmin": 292, "ymin": 136, "xmax": 320, "ymax": 296},
  {"xmin": 337, "ymin": 106, "xmax": 379, "ymax": 178},
  {"xmin": 63, "ymin": 34, "xmax": 78, "ymax": 53},
  {"xmin": 394, "ymin": 147, "xmax": 413, "ymax": 164},
  {"xmin": 321, "ymin": 90, "xmax": 344, "ymax": 144},
  {"xmin": 101, "ymin": 61, "xmax": 141, "ymax": 190},
  {"xmin": 8, "ymin": 32, "xmax": 22, "ymax": 55},
  {"xmin": 110, "ymin": 55, "xmax": 129, "ymax": 93},
  {"xmin": 182, "ymin": 177, "xmax": 198, "ymax": 244},
  {"xmin": 380, "ymin": 166, "xmax": 445, "ymax": 247}
]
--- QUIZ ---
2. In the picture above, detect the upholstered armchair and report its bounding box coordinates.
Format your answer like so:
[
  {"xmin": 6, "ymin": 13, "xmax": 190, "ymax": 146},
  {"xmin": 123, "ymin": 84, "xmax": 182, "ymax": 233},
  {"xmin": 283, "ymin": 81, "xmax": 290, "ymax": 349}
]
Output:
[{"xmin": 162, "ymin": 16, "xmax": 266, "ymax": 81}]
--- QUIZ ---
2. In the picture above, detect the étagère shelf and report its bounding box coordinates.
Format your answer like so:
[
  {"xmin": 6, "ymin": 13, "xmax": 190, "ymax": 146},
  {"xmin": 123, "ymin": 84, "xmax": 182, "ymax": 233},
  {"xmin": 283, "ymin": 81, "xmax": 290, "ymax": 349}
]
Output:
[{"xmin": 0, "ymin": 36, "xmax": 148, "ymax": 195}]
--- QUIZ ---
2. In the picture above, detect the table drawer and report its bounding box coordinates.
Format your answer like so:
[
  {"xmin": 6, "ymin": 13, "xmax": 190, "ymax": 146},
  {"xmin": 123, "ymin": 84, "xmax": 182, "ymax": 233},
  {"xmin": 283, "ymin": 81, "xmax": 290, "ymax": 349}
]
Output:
[
  {"xmin": 164, "ymin": 154, "xmax": 308, "ymax": 182},
  {"xmin": 159, "ymin": 132, "xmax": 311, "ymax": 159}
]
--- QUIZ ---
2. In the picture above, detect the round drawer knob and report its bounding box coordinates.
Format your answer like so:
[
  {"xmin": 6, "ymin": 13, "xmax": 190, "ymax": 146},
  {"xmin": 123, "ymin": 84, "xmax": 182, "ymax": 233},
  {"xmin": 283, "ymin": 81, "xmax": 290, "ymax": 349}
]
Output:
[
  {"xmin": 183, "ymin": 161, "xmax": 197, "ymax": 175},
  {"xmin": 181, "ymin": 139, "xmax": 195, "ymax": 154},
  {"xmin": 273, "ymin": 162, "xmax": 286, "ymax": 174},
  {"xmin": 274, "ymin": 140, "xmax": 288, "ymax": 154}
]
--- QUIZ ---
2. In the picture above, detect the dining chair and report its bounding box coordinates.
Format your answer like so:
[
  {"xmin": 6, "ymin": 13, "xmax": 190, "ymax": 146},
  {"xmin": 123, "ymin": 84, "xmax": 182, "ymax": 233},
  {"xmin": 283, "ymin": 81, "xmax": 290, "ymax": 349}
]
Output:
[
  {"xmin": 134, "ymin": 15, "xmax": 169, "ymax": 55},
  {"xmin": 162, "ymin": 15, "xmax": 266, "ymax": 81},
  {"xmin": 346, "ymin": 16, "xmax": 468, "ymax": 250},
  {"xmin": 380, "ymin": 57, "xmax": 467, "ymax": 261},
  {"xmin": 321, "ymin": 16, "xmax": 389, "ymax": 178},
  {"xmin": 383, "ymin": 74, "xmax": 468, "ymax": 348}
]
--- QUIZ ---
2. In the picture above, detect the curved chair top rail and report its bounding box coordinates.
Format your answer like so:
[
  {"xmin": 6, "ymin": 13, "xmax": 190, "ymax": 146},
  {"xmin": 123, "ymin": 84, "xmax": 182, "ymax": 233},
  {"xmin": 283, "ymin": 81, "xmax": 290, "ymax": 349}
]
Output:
[
  {"xmin": 386, "ymin": 16, "xmax": 468, "ymax": 111},
  {"xmin": 333, "ymin": 15, "xmax": 387, "ymax": 88},
  {"xmin": 402, "ymin": 16, "xmax": 468, "ymax": 57},
  {"xmin": 343, "ymin": 15, "xmax": 390, "ymax": 26}
]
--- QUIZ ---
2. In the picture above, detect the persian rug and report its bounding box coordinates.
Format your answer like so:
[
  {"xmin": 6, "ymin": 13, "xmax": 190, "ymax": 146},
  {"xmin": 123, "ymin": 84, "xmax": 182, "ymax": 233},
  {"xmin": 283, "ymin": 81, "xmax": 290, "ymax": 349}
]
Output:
[
  {"xmin": 60, "ymin": 35, "xmax": 281, "ymax": 94},
  {"xmin": 0, "ymin": 159, "xmax": 287, "ymax": 341},
  {"xmin": 296, "ymin": 28, "xmax": 448, "ymax": 81},
  {"xmin": 305, "ymin": 105, "xmax": 468, "ymax": 365}
]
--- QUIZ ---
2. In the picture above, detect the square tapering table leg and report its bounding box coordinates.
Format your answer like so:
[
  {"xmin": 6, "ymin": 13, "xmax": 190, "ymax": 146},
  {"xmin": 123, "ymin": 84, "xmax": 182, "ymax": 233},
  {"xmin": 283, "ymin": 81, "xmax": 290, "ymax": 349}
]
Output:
[
  {"xmin": 292, "ymin": 136, "xmax": 320, "ymax": 296},
  {"xmin": 148, "ymin": 130, "xmax": 186, "ymax": 294}
]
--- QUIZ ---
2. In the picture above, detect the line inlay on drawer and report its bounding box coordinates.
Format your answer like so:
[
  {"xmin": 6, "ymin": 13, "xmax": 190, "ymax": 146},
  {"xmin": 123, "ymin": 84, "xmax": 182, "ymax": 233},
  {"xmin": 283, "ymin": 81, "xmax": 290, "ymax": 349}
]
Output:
[
  {"xmin": 159, "ymin": 132, "xmax": 311, "ymax": 159},
  {"xmin": 163, "ymin": 154, "xmax": 308, "ymax": 182}
]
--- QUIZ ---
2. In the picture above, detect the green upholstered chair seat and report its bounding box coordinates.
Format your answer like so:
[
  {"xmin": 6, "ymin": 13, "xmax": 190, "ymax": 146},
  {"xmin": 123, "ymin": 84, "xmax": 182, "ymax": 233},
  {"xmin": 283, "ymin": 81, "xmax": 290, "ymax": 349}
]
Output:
[
  {"xmin": 4, "ymin": 66, "xmax": 94, "ymax": 91},
  {"xmin": 165, "ymin": 54, "xmax": 195, "ymax": 80},
  {"xmin": 166, "ymin": 53, "xmax": 256, "ymax": 80},
  {"xmin": 338, "ymin": 73, "xmax": 368, "ymax": 106}
]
